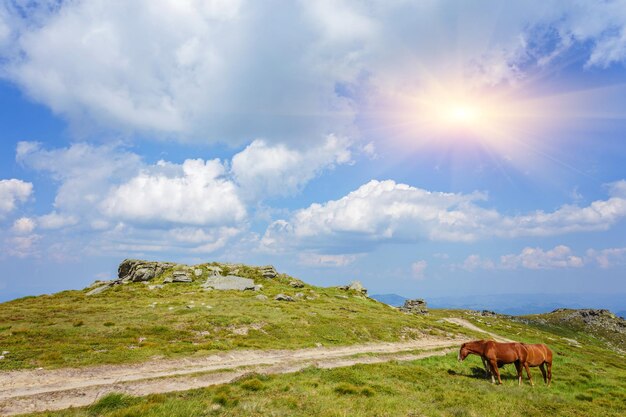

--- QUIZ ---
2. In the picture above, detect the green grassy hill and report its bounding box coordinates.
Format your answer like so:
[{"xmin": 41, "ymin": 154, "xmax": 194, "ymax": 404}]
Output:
[
  {"xmin": 0, "ymin": 260, "xmax": 465, "ymax": 371},
  {"xmin": 2, "ymin": 260, "xmax": 625, "ymax": 416},
  {"xmin": 17, "ymin": 308, "xmax": 626, "ymax": 417}
]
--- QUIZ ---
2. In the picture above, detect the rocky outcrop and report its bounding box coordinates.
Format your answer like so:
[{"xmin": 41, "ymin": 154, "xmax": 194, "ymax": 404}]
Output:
[
  {"xmin": 399, "ymin": 299, "xmax": 428, "ymax": 314},
  {"xmin": 275, "ymin": 294, "xmax": 294, "ymax": 302},
  {"xmin": 87, "ymin": 259, "xmax": 277, "ymax": 296},
  {"xmin": 550, "ymin": 308, "xmax": 626, "ymax": 332},
  {"xmin": 118, "ymin": 259, "xmax": 175, "ymax": 282},
  {"xmin": 339, "ymin": 280, "xmax": 367, "ymax": 295}
]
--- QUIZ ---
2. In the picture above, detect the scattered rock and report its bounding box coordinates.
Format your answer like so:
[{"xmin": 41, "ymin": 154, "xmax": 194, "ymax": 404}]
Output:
[
  {"xmin": 2, "ymin": 351, "xmax": 9, "ymax": 355},
  {"xmin": 186, "ymin": 305, "xmax": 194, "ymax": 309},
  {"xmin": 275, "ymin": 294, "xmax": 294, "ymax": 302},
  {"xmin": 481, "ymin": 310, "xmax": 498, "ymax": 317},
  {"xmin": 138, "ymin": 337, "xmax": 146, "ymax": 343},
  {"xmin": 148, "ymin": 284, "xmax": 164, "ymax": 290},
  {"xmin": 86, "ymin": 285, "xmax": 111, "ymax": 296},
  {"xmin": 400, "ymin": 299, "xmax": 429, "ymax": 315},
  {"xmin": 202, "ymin": 275, "xmax": 256, "ymax": 291},
  {"xmin": 339, "ymin": 280, "xmax": 367, "ymax": 295},
  {"xmin": 171, "ymin": 270, "xmax": 193, "ymax": 283},
  {"xmin": 0, "ymin": 356, "xmax": 4, "ymax": 360},
  {"xmin": 194, "ymin": 269, "xmax": 204, "ymax": 277},
  {"xmin": 289, "ymin": 280, "xmax": 304, "ymax": 288},
  {"xmin": 294, "ymin": 292, "xmax": 305, "ymax": 299},
  {"xmin": 259, "ymin": 265, "xmax": 278, "ymax": 278},
  {"xmin": 255, "ymin": 294, "xmax": 268, "ymax": 301}
]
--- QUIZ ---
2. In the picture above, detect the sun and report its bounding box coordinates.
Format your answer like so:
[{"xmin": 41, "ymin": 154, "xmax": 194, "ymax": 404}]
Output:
[{"xmin": 441, "ymin": 102, "xmax": 483, "ymax": 126}]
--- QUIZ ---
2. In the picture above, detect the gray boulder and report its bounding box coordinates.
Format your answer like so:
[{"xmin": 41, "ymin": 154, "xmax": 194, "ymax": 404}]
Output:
[
  {"xmin": 255, "ymin": 294, "xmax": 269, "ymax": 301},
  {"xmin": 202, "ymin": 275, "xmax": 256, "ymax": 291},
  {"xmin": 399, "ymin": 299, "xmax": 428, "ymax": 314},
  {"xmin": 289, "ymin": 280, "xmax": 304, "ymax": 288},
  {"xmin": 259, "ymin": 265, "xmax": 278, "ymax": 279},
  {"xmin": 275, "ymin": 294, "xmax": 294, "ymax": 302},
  {"xmin": 86, "ymin": 284, "xmax": 111, "ymax": 296},
  {"xmin": 339, "ymin": 280, "xmax": 367, "ymax": 295},
  {"xmin": 171, "ymin": 270, "xmax": 193, "ymax": 283}
]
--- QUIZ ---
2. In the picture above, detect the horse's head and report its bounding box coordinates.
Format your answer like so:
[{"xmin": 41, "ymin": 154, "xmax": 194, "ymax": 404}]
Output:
[{"xmin": 458, "ymin": 343, "xmax": 470, "ymax": 361}]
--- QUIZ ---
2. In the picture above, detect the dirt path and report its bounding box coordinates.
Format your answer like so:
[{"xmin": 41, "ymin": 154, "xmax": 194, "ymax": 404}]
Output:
[
  {"xmin": 0, "ymin": 338, "xmax": 465, "ymax": 416},
  {"xmin": 443, "ymin": 318, "xmax": 515, "ymax": 342}
]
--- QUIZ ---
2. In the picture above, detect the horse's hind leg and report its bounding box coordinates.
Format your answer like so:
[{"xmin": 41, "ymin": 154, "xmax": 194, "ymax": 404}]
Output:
[
  {"xmin": 539, "ymin": 363, "xmax": 547, "ymax": 384},
  {"xmin": 546, "ymin": 362, "xmax": 552, "ymax": 386}
]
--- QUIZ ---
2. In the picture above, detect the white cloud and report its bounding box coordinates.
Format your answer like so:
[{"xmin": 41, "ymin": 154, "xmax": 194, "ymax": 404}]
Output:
[
  {"xmin": 586, "ymin": 247, "xmax": 626, "ymax": 268},
  {"xmin": 411, "ymin": 260, "xmax": 428, "ymax": 280},
  {"xmin": 231, "ymin": 135, "xmax": 352, "ymax": 200},
  {"xmin": 462, "ymin": 255, "xmax": 495, "ymax": 271},
  {"xmin": 37, "ymin": 212, "xmax": 79, "ymax": 230},
  {"xmin": 0, "ymin": 178, "xmax": 33, "ymax": 218},
  {"xmin": 462, "ymin": 245, "xmax": 584, "ymax": 271},
  {"xmin": 262, "ymin": 179, "xmax": 626, "ymax": 252},
  {"xmin": 103, "ymin": 159, "xmax": 246, "ymax": 226},
  {"xmin": 499, "ymin": 245, "xmax": 584, "ymax": 270},
  {"xmin": 17, "ymin": 141, "xmax": 141, "ymax": 217},
  {"xmin": 11, "ymin": 217, "xmax": 36, "ymax": 234},
  {"xmin": 298, "ymin": 253, "xmax": 359, "ymax": 267},
  {"xmin": 3, "ymin": 1, "xmax": 626, "ymax": 142}
]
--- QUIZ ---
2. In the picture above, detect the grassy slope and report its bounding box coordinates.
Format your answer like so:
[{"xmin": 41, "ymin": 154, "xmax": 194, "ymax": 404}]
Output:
[
  {"xmin": 0, "ymin": 264, "xmax": 467, "ymax": 370},
  {"xmin": 24, "ymin": 311, "xmax": 626, "ymax": 417}
]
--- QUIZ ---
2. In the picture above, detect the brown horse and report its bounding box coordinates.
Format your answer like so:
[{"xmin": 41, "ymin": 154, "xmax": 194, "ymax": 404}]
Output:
[
  {"xmin": 521, "ymin": 343, "xmax": 553, "ymax": 386},
  {"xmin": 458, "ymin": 340, "xmax": 528, "ymax": 385}
]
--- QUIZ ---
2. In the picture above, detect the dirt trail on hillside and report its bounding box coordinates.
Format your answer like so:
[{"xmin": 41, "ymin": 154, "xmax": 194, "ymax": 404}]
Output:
[
  {"xmin": 0, "ymin": 337, "xmax": 466, "ymax": 415},
  {"xmin": 0, "ymin": 317, "xmax": 514, "ymax": 416},
  {"xmin": 443, "ymin": 318, "xmax": 515, "ymax": 342}
]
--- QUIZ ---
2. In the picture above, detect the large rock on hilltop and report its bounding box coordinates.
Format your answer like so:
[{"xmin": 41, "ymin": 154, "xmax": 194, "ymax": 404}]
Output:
[
  {"xmin": 399, "ymin": 299, "xmax": 428, "ymax": 314},
  {"xmin": 118, "ymin": 259, "xmax": 175, "ymax": 282}
]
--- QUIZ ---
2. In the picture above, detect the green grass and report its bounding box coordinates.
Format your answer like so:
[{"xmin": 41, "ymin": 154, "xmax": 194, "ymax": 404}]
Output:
[
  {"xmin": 0, "ymin": 263, "xmax": 467, "ymax": 370},
  {"xmin": 22, "ymin": 331, "xmax": 626, "ymax": 417}
]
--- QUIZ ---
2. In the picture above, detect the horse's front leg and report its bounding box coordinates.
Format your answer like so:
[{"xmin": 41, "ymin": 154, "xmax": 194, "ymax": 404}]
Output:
[
  {"xmin": 489, "ymin": 359, "xmax": 502, "ymax": 385},
  {"xmin": 514, "ymin": 361, "xmax": 523, "ymax": 385},
  {"xmin": 481, "ymin": 357, "xmax": 491, "ymax": 378},
  {"xmin": 523, "ymin": 362, "xmax": 534, "ymax": 386}
]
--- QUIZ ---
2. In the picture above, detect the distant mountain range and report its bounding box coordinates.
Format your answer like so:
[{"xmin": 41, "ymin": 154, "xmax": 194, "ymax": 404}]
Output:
[{"xmin": 370, "ymin": 293, "xmax": 626, "ymax": 317}]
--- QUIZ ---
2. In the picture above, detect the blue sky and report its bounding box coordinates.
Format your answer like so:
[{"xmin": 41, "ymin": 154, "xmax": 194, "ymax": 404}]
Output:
[{"xmin": 1, "ymin": 0, "xmax": 626, "ymax": 308}]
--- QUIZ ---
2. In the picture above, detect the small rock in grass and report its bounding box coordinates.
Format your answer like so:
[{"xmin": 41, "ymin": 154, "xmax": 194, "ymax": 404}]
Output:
[
  {"xmin": 294, "ymin": 293, "xmax": 304, "ymax": 299},
  {"xmin": 194, "ymin": 268, "xmax": 203, "ymax": 277},
  {"xmin": 138, "ymin": 337, "xmax": 146, "ymax": 343},
  {"xmin": 186, "ymin": 305, "xmax": 194, "ymax": 309},
  {"xmin": 275, "ymin": 294, "xmax": 294, "ymax": 302},
  {"xmin": 0, "ymin": 356, "xmax": 4, "ymax": 360},
  {"xmin": 255, "ymin": 294, "xmax": 268, "ymax": 301},
  {"xmin": 2, "ymin": 351, "xmax": 9, "ymax": 355},
  {"xmin": 289, "ymin": 280, "xmax": 304, "ymax": 288}
]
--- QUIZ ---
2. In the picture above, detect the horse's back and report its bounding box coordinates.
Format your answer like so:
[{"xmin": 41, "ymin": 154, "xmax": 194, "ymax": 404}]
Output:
[{"xmin": 524, "ymin": 343, "xmax": 552, "ymax": 365}]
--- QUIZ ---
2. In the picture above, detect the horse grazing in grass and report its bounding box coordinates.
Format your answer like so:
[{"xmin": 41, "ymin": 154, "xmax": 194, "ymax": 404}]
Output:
[
  {"xmin": 521, "ymin": 343, "xmax": 553, "ymax": 386},
  {"xmin": 458, "ymin": 340, "xmax": 528, "ymax": 385}
]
